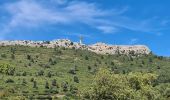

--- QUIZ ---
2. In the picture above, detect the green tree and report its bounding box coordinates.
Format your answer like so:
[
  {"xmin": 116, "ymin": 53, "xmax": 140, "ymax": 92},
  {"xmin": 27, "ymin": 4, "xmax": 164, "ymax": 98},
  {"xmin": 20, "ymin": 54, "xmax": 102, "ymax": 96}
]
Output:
[{"xmin": 83, "ymin": 68, "xmax": 161, "ymax": 100}]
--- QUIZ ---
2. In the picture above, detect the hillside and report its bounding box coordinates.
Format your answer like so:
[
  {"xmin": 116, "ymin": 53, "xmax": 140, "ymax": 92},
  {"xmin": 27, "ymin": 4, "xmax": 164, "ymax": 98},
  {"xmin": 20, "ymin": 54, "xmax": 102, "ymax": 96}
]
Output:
[{"xmin": 0, "ymin": 45, "xmax": 169, "ymax": 99}]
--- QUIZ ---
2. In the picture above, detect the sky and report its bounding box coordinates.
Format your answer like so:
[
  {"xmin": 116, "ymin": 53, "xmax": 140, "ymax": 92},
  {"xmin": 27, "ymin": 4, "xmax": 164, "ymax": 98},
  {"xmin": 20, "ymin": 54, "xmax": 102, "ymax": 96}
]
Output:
[{"xmin": 0, "ymin": 0, "xmax": 170, "ymax": 56}]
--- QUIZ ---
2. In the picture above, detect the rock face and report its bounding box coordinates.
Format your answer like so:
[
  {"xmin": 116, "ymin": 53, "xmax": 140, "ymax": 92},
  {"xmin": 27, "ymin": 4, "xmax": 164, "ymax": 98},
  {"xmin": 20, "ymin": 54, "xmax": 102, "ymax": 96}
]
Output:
[{"xmin": 0, "ymin": 39, "xmax": 151, "ymax": 55}]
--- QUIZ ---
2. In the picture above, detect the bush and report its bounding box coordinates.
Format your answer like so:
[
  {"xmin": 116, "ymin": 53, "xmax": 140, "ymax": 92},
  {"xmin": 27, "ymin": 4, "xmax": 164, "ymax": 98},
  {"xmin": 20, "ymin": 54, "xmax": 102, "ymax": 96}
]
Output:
[
  {"xmin": 52, "ymin": 79, "xmax": 57, "ymax": 86},
  {"xmin": 27, "ymin": 55, "xmax": 31, "ymax": 60},
  {"xmin": 11, "ymin": 54, "xmax": 15, "ymax": 59},
  {"xmin": 22, "ymin": 71, "xmax": 27, "ymax": 76},
  {"xmin": 49, "ymin": 59, "xmax": 57, "ymax": 65},
  {"xmin": 68, "ymin": 68, "xmax": 76, "ymax": 75},
  {"xmin": 85, "ymin": 56, "xmax": 89, "ymax": 60},
  {"xmin": 44, "ymin": 64, "xmax": 50, "ymax": 68},
  {"xmin": 31, "ymin": 58, "xmax": 35, "ymax": 63},
  {"xmin": 110, "ymin": 61, "xmax": 114, "ymax": 66},
  {"xmin": 33, "ymin": 81, "xmax": 38, "ymax": 89},
  {"xmin": 30, "ymin": 78, "xmax": 34, "ymax": 82},
  {"xmin": 164, "ymin": 88, "xmax": 170, "ymax": 98},
  {"xmin": 47, "ymin": 71, "xmax": 52, "ymax": 78},
  {"xmin": 83, "ymin": 68, "xmax": 160, "ymax": 100},
  {"xmin": 73, "ymin": 76, "xmax": 79, "ymax": 83},
  {"xmin": 62, "ymin": 82, "xmax": 68, "ymax": 92},
  {"xmin": 1, "ymin": 53, "xmax": 7, "ymax": 58},
  {"xmin": 88, "ymin": 66, "xmax": 91, "ymax": 71},
  {"xmin": 37, "ymin": 70, "xmax": 44, "ymax": 76},
  {"xmin": 74, "ymin": 65, "xmax": 78, "ymax": 71},
  {"xmin": 70, "ymin": 85, "xmax": 78, "ymax": 94},
  {"xmin": 0, "ymin": 63, "xmax": 15, "ymax": 75},
  {"xmin": 5, "ymin": 78, "xmax": 14, "ymax": 83},
  {"xmin": 22, "ymin": 79, "xmax": 27, "ymax": 86},
  {"xmin": 28, "ymin": 63, "xmax": 32, "ymax": 66},
  {"xmin": 49, "ymin": 87, "xmax": 59, "ymax": 94},
  {"xmin": 45, "ymin": 81, "xmax": 49, "ymax": 89}
]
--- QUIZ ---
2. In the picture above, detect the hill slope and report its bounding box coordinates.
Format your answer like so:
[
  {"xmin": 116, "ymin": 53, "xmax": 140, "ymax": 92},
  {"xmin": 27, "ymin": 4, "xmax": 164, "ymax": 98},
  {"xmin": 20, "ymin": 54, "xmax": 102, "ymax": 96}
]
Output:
[{"xmin": 0, "ymin": 46, "xmax": 169, "ymax": 99}]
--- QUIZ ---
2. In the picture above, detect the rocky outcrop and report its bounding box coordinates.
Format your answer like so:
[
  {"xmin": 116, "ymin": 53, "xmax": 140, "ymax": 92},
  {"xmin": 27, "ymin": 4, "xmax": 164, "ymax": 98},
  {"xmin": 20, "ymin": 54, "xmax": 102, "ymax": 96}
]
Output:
[
  {"xmin": 88, "ymin": 42, "xmax": 151, "ymax": 55},
  {"xmin": 0, "ymin": 39, "xmax": 151, "ymax": 55}
]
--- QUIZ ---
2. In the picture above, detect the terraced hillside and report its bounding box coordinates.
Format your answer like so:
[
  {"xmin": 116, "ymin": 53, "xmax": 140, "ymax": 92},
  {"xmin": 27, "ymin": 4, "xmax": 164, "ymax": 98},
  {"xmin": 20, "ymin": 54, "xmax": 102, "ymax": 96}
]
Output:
[{"xmin": 0, "ymin": 46, "xmax": 170, "ymax": 99}]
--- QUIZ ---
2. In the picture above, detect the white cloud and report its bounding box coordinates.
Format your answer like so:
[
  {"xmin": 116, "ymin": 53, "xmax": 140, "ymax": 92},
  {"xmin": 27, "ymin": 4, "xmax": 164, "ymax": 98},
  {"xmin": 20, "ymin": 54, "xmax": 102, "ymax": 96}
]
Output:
[
  {"xmin": 5, "ymin": 0, "xmax": 71, "ymax": 27},
  {"xmin": 0, "ymin": 0, "xmax": 163, "ymax": 39},
  {"xmin": 97, "ymin": 26, "xmax": 118, "ymax": 33},
  {"xmin": 129, "ymin": 38, "xmax": 139, "ymax": 44},
  {"xmin": 1, "ymin": 0, "xmax": 119, "ymax": 35}
]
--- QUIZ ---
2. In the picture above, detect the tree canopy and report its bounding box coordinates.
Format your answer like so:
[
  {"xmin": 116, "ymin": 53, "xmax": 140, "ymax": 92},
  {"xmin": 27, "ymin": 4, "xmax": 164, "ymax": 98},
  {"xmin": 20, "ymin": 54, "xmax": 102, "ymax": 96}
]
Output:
[{"xmin": 83, "ymin": 68, "xmax": 163, "ymax": 100}]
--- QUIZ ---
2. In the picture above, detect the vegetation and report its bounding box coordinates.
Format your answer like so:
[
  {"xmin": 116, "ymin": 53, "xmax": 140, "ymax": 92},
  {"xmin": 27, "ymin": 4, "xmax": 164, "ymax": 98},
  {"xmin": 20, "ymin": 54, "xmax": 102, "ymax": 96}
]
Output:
[
  {"xmin": 83, "ymin": 68, "xmax": 161, "ymax": 100},
  {"xmin": 0, "ymin": 46, "xmax": 169, "ymax": 99}
]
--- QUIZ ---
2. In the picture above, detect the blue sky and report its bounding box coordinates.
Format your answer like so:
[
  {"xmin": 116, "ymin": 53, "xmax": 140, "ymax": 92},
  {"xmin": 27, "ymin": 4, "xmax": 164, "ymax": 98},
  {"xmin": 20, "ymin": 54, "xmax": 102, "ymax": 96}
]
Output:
[{"xmin": 0, "ymin": 0, "xmax": 170, "ymax": 56}]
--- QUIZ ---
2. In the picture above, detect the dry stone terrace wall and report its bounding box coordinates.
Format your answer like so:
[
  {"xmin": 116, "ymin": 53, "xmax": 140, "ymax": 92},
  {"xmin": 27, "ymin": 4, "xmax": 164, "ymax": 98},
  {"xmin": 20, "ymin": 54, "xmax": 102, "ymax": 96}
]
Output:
[{"xmin": 0, "ymin": 39, "xmax": 151, "ymax": 55}]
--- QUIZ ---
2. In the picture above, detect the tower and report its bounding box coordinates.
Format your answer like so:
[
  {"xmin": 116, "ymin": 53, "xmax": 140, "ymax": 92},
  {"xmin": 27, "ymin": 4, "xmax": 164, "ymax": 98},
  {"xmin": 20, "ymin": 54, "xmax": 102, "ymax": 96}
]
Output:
[{"xmin": 79, "ymin": 35, "xmax": 83, "ymax": 44}]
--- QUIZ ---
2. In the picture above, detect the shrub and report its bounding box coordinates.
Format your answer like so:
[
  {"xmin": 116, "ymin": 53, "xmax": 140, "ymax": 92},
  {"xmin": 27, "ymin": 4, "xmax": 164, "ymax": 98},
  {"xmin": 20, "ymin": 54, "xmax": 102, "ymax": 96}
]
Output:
[
  {"xmin": 28, "ymin": 63, "xmax": 32, "ymax": 66},
  {"xmin": 49, "ymin": 87, "xmax": 59, "ymax": 94},
  {"xmin": 0, "ymin": 63, "xmax": 15, "ymax": 75},
  {"xmin": 47, "ymin": 71, "xmax": 52, "ymax": 78},
  {"xmin": 1, "ymin": 53, "xmax": 7, "ymax": 58},
  {"xmin": 22, "ymin": 71, "xmax": 27, "ymax": 76},
  {"xmin": 45, "ymin": 81, "xmax": 50, "ymax": 89},
  {"xmin": 52, "ymin": 79, "xmax": 57, "ymax": 86},
  {"xmin": 11, "ymin": 54, "xmax": 15, "ymax": 59},
  {"xmin": 88, "ymin": 66, "xmax": 91, "ymax": 71},
  {"xmin": 68, "ymin": 68, "xmax": 76, "ymax": 75},
  {"xmin": 73, "ymin": 76, "xmax": 79, "ymax": 83},
  {"xmin": 85, "ymin": 55, "xmax": 89, "ymax": 60},
  {"xmin": 62, "ymin": 82, "xmax": 68, "ymax": 92},
  {"xmin": 70, "ymin": 42, "xmax": 74, "ymax": 45},
  {"xmin": 31, "ymin": 58, "xmax": 35, "ymax": 63},
  {"xmin": 30, "ymin": 78, "xmax": 34, "ymax": 82},
  {"xmin": 22, "ymin": 79, "xmax": 27, "ymax": 86},
  {"xmin": 27, "ymin": 55, "xmax": 31, "ymax": 60},
  {"xmin": 74, "ymin": 65, "xmax": 78, "ymax": 71},
  {"xmin": 44, "ymin": 64, "xmax": 50, "ymax": 68},
  {"xmin": 37, "ymin": 70, "xmax": 44, "ymax": 76},
  {"xmin": 70, "ymin": 85, "xmax": 78, "ymax": 94},
  {"xmin": 33, "ymin": 81, "xmax": 38, "ymax": 89},
  {"xmin": 164, "ymin": 88, "xmax": 170, "ymax": 98},
  {"xmin": 49, "ymin": 58, "xmax": 53, "ymax": 63},
  {"xmin": 110, "ymin": 61, "xmax": 114, "ymax": 66},
  {"xmin": 5, "ymin": 78, "xmax": 14, "ymax": 83},
  {"xmin": 83, "ymin": 68, "xmax": 160, "ymax": 100}
]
